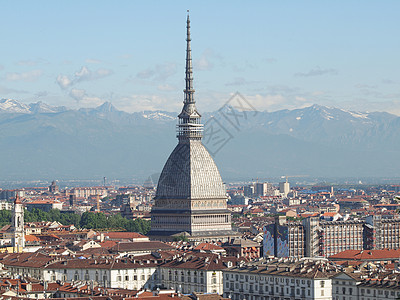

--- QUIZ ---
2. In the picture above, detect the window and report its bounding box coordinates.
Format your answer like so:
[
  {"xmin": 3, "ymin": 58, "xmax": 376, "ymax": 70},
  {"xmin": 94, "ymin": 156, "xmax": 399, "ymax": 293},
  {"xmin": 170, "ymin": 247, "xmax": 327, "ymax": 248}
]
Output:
[{"xmin": 320, "ymin": 281, "xmax": 325, "ymax": 287}]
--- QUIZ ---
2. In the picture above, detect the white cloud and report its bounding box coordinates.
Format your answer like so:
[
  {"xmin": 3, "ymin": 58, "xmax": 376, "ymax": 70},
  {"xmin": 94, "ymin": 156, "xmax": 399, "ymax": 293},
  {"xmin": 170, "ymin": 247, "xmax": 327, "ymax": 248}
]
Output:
[
  {"xmin": 196, "ymin": 55, "xmax": 213, "ymax": 71},
  {"xmin": 194, "ymin": 49, "xmax": 222, "ymax": 71},
  {"xmin": 75, "ymin": 66, "xmax": 91, "ymax": 79},
  {"xmin": 56, "ymin": 74, "xmax": 73, "ymax": 89},
  {"xmin": 6, "ymin": 70, "xmax": 43, "ymax": 82},
  {"xmin": 69, "ymin": 88, "xmax": 87, "ymax": 101},
  {"xmin": 68, "ymin": 88, "xmax": 105, "ymax": 107},
  {"xmin": 56, "ymin": 66, "xmax": 113, "ymax": 90},
  {"xmin": 78, "ymin": 96, "xmax": 105, "ymax": 107}
]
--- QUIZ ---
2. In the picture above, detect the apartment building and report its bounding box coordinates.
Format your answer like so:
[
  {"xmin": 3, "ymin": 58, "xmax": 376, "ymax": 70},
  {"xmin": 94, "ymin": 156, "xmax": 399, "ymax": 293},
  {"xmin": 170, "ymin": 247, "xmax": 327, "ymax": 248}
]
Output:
[{"xmin": 223, "ymin": 258, "xmax": 336, "ymax": 300}]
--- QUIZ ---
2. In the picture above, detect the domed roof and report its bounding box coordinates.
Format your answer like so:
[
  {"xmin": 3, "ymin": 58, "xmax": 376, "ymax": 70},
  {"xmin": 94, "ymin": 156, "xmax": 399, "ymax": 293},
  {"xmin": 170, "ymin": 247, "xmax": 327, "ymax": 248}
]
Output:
[{"xmin": 156, "ymin": 140, "xmax": 226, "ymax": 200}]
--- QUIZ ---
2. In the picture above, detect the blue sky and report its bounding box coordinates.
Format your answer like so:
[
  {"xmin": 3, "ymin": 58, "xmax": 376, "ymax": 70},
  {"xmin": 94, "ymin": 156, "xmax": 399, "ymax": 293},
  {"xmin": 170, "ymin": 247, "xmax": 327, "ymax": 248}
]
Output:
[{"xmin": 1, "ymin": 1, "xmax": 400, "ymax": 114}]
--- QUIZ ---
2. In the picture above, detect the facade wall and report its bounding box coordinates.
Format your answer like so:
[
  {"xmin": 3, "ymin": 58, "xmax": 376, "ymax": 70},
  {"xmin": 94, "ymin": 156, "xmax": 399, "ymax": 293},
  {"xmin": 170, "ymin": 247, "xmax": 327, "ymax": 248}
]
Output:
[
  {"xmin": 319, "ymin": 221, "xmax": 364, "ymax": 257},
  {"xmin": 223, "ymin": 270, "xmax": 332, "ymax": 300},
  {"xmin": 158, "ymin": 268, "xmax": 222, "ymax": 294},
  {"xmin": 333, "ymin": 275, "xmax": 400, "ymax": 300},
  {"xmin": 263, "ymin": 222, "xmax": 304, "ymax": 258}
]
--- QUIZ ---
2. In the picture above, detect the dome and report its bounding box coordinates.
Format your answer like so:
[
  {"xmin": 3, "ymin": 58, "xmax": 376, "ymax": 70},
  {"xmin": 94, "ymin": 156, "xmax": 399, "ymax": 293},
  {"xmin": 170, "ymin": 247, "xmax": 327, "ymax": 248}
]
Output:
[{"xmin": 156, "ymin": 140, "xmax": 226, "ymax": 200}]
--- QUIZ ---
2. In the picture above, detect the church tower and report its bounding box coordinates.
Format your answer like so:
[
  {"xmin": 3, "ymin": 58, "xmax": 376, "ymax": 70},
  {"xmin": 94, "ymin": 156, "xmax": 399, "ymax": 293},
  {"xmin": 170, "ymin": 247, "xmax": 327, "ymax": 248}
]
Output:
[
  {"xmin": 149, "ymin": 14, "xmax": 238, "ymax": 242},
  {"xmin": 12, "ymin": 193, "xmax": 24, "ymax": 252}
]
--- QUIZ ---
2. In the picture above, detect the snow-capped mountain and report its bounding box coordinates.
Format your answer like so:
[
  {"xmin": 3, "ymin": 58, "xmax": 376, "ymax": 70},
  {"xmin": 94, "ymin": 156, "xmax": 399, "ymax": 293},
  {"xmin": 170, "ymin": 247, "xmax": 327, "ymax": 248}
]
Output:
[
  {"xmin": 0, "ymin": 98, "xmax": 66, "ymax": 114},
  {"xmin": 0, "ymin": 99, "xmax": 31, "ymax": 113},
  {"xmin": 0, "ymin": 99, "xmax": 399, "ymax": 180}
]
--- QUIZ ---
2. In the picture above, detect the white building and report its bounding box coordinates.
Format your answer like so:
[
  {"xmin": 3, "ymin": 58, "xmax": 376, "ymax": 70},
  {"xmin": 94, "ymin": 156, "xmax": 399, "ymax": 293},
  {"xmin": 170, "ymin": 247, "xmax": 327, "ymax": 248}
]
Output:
[
  {"xmin": 12, "ymin": 194, "xmax": 25, "ymax": 252},
  {"xmin": 158, "ymin": 253, "xmax": 242, "ymax": 295},
  {"xmin": 45, "ymin": 257, "xmax": 159, "ymax": 290},
  {"xmin": 279, "ymin": 181, "xmax": 290, "ymax": 198},
  {"xmin": 333, "ymin": 271, "xmax": 400, "ymax": 300},
  {"xmin": 223, "ymin": 258, "xmax": 336, "ymax": 300}
]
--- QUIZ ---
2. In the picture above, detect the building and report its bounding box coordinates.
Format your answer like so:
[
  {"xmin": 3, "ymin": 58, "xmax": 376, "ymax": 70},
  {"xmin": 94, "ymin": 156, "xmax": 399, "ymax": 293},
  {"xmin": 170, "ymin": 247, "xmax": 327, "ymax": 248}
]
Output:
[
  {"xmin": 45, "ymin": 257, "xmax": 158, "ymax": 290},
  {"xmin": 48, "ymin": 180, "xmax": 59, "ymax": 193},
  {"xmin": 279, "ymin": 181, "xmax": 290, "ymax": 198},
  {"xmin": 70, "ymin": 187, "xmax": 108, "ymax": 199},
  {"xmin": 11, "ymin": 194, "xmax": 24, "ymax": 252},
  {"xmin": 0, "ymin": 200, "xmax": 13, "ymax": 210},
  {"xmin": 255, "ymin": 182, "xmax": 272, "ymax": 197},
  {"xmin": 364, "ymin": 215, "xmax": 400, "ymax": 250},
  {"xmin": 149, "ymin": 15, "xmax": 237, "ymax": 242},
  {"xmin": 223, "ymin": 258, "xmax": 336, "ymax": 300},
  {"xmin": 332, "ymin": 271, "xmax": 400, "ymax": 300},
  {"xmin": 302, "ymin": 216, "xmax": 320, "ymax": 257},
  {"xmin": 25, "ymin": 200, "xmax": 63, "ymax": 212},
  {"xmin": 319, "ymin": 220, "xmax": 364, "ymax": 258},
  {"xmin": 263, "ymin": 216, "xmax": 305, "ymax": 258},
  {"xmin": 263, "ymin": 216, "xmax": 366, "ymax": 258},
  {"xmin": 223, "ymin": 238, "xmax": 261, "ymax": 260},
  {"xmin": 158, "ymin": 253, "xmax": 241, "ymax": 294}
]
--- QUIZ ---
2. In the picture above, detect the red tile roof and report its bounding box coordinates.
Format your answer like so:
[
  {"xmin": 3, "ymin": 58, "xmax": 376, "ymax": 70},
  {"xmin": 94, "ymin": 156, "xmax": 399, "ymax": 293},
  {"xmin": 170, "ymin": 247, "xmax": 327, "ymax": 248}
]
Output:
[{"xmin": 329, "ymin": 249, "xmax": 400, "ymax": 261}]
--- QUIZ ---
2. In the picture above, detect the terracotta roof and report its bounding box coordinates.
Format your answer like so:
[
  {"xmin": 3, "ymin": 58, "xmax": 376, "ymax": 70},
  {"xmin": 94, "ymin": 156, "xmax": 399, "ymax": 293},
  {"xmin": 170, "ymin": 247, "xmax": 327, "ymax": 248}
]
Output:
[
  {"xmin": 101, "ymin": 231, "xmax": 148, "ymax": 240},
  {"xmin": 194, "ymin": 243, "xmax": 225, "ymax": 251},
  {"xmin": 111, "ymin": 241, "xmax": 175, "ymax": 253},
  {"xmin": 25, "ymin": 235, "xmax": 40, "ymax": 242},
  {"xmin": 329, "ymin": 249, "xmax": 400, "ymax": 261}
]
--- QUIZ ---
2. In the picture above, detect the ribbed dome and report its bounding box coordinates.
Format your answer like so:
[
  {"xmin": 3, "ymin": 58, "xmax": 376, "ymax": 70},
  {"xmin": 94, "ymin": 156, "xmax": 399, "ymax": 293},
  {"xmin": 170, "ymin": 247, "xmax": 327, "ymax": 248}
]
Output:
[{"xmin": 156, "ymin": 140, "xmax": 226, "ymax": 200}]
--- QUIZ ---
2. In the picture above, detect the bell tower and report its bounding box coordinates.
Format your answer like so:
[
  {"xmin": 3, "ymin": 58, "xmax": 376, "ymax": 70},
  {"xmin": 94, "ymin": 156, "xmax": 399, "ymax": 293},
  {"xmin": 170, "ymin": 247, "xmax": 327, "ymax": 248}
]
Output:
[{"xmin": 12, "ymin": 193, "xmax": 25, "ymax": 252}]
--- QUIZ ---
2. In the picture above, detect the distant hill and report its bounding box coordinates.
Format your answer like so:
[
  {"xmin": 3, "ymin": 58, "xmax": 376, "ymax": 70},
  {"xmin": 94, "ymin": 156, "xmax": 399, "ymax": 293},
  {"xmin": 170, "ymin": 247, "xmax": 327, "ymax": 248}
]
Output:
[{"xmin": 1, "ymin": 98, "xmax": 399, "ymax": 181}]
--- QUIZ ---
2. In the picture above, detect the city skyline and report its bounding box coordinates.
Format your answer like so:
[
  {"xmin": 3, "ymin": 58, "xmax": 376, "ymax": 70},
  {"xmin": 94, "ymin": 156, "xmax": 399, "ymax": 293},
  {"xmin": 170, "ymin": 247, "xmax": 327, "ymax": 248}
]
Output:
[{"xmin": 1, "ymin": 1, "xmax": 400, "ymax": 114}]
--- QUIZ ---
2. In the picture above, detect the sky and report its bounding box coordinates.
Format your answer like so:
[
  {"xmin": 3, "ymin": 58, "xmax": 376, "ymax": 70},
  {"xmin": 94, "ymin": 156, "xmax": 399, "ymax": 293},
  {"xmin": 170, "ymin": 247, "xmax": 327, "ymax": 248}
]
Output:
[{"xmin": 1, "ymin": 1, "xmax": 400, "ymax": 115}]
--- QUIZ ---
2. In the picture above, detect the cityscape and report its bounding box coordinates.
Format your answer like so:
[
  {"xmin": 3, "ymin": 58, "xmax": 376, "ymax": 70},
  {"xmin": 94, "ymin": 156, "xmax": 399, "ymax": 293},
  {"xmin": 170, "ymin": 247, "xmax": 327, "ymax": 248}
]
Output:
[{"xmin": 1, "ymin": 2, "xmax": 400, "ymax": 300}]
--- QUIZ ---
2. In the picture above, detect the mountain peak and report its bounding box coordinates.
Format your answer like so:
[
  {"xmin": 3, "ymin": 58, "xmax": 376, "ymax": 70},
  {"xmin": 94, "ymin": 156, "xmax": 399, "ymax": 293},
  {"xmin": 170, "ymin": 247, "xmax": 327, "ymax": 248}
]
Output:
[
  {"xmin": 29, "ymin": 101, "xmax": 67, "ymax": 114},
  {"xmin": 0, "ymin": 98, "xmax": 31, "ymax": 113},
  {"xmin": 94, "ymin": 101, "xmax": 118, "ymax": 113}
]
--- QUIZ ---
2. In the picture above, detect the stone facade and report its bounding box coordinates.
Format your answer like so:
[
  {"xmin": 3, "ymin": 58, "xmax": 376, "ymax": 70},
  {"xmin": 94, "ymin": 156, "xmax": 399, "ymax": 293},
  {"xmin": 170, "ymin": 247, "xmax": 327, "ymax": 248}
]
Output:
[{"xmin": 149, "ymin": 15, "xmax": 237, "ymax": 242}]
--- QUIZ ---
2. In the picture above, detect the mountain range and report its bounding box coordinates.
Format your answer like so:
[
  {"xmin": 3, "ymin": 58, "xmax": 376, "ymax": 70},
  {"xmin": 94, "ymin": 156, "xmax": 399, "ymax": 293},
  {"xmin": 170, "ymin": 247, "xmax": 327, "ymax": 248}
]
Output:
[{"xmin": 1, "ymin": 98, "xmax": 399, "ymax": 182}]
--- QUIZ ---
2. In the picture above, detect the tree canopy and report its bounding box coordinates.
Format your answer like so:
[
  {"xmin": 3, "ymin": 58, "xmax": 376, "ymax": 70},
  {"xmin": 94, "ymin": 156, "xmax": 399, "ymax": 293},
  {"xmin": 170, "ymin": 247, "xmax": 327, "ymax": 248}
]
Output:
[{"xmin": 0, "ymin": 209, "xmax": 150, "ymax": 234}]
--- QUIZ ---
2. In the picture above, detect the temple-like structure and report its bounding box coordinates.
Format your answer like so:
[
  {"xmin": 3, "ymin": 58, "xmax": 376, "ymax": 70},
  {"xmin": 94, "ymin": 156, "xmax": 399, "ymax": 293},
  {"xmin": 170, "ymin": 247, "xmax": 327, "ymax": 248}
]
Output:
[{"xmin": 149, "ymin": 14, "xmax": 238, "ymax": 242}]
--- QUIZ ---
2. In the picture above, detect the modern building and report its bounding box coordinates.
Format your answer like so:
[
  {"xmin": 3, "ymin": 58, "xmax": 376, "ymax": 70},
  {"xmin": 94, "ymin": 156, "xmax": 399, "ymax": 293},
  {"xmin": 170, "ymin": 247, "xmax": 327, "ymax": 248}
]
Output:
[
  {"xmin": 255, "ymin": 182, "xmax": 272, "ymax": 197},
  {"xmin": 319, "ymin": 220, "xmax": 364, "ymax": 258},
  {"xmin": 364, "ymin": 215, "xmax": 400, "ymax": 250},
  {"xmin": 263, "ymin": 216, "xmax": 305, "ymax": 258},
  {"xmin": 279, "ymin": 181, "xmax": 290, "ymax": 198},
  {"xmin": 149, "ymin": 15, "xmax": 238, "ymax": 242},
  {"xmin": 263, "ymin": 216, "xmax": 366, "ymax": 258}
]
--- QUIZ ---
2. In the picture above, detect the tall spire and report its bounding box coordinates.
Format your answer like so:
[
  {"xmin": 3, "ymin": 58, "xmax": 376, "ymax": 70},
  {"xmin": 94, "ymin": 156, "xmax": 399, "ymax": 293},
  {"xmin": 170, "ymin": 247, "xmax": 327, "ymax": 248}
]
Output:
[
  {"xmin": 184, "ymin": 12, "xmax": 194, "ymax": 104},
  {"xmin": 177, "ymin": 12, "xmax": 203, "ymax": 142}
]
